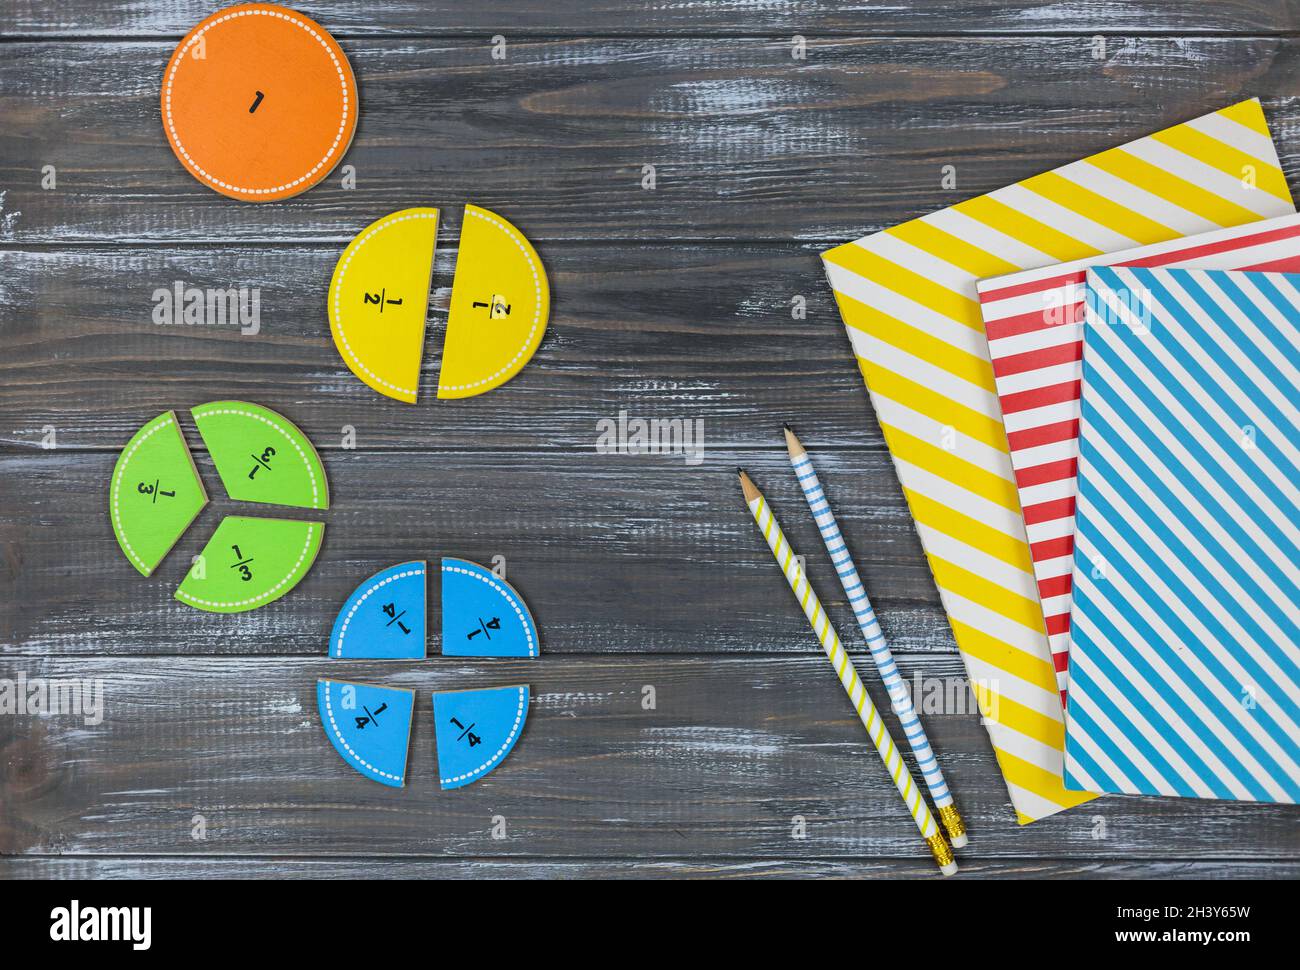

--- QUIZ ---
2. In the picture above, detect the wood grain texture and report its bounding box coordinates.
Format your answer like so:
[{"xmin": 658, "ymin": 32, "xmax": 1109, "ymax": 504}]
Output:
[
  {"xmin": 2, "ymin": 0, "xmax": 1297, "ymax": 38},
  {"xmin": 3, "ymin": 858, "xmax": 1298, "ymax": 880},
  {"xmin": 1, "ymin": 38, "xmax": 1298, "ymax": 243},
  {"xmin": 0, "ymin": 449, "xmax": 955, "ymax": 657},
  {"xmin": 3, "ymin": 2, "xmax": 1300, "ymax": 879},
  {"xmin": 2, "ymin": 656, "xmax": 1298, "ymax": 860},
  {"xmin": 0, "ymin": 243, "xmax": 871, "ymax": 451}
]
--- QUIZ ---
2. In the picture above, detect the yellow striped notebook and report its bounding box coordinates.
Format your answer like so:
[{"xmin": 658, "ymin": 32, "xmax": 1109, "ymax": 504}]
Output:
[{"xmin": 821, "ymin": 99, "xmax": 1293, "ymax": 823}]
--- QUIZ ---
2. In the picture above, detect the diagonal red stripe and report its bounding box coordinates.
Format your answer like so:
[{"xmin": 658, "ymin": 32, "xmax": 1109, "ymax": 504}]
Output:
[
  {"xmin": 1233, "ymin": 254, "xmax": 1300, "ymax": 273},
  {"xmin": 1037, "ymin": 573, "xmax": 1073, "ymax": 599},
  {"xmin": 992, "ymin": 339, "xmax": 1084, "ymax": 378},
  {"xmin": 979, "ymin": 270, "xmax": 1087, "ymax": 304},
  {"xmin": 1023, "ymin": 495, "xmax": 1075, "ymax": 525},
  {"xmin": 984, "ymin": 301, "xmax": 1084, "ymax": 342},
  {"xmin": 1014, "ymin": 457, "xmax": 1077, "ymax": 489},
  {"xmin": 1045, "ymin": 612, "xmax": 1072, "ymax": 636},
  {"xmin": 1007, "ymin": 418, "xmax": 1078, "ymax": 452},
  {"xmin": 1031, "ymin": 534, "xmax": 1074, "ymax": 563},
  {"xmin": 1001, "ymin": 380, "xmax": 1081, "ymax": 415},
  {"xmin": 1122, "ymin": 221, "xmax": 1300, "ymax": 268}
]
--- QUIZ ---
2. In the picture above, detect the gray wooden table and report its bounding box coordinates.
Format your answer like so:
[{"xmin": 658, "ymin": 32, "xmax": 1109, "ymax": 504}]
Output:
[{"xmin": 1, "ymin": 1, "xmax": 1297, "ymax": 880}]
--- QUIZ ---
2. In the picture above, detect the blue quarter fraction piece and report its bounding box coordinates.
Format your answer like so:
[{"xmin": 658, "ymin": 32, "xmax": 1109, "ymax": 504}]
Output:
[
  {"xmin": 440, "ymin": 558, "xmax": 539, "ymax": 657},
  {"xmin": 317, "ymin": 680, "xmax": 415, "ymax": 787},
  {"xmin": 330, "ymin": 561, "xmax": 427, "ymax": 659},
  {"xmin": 433, "ymin": 685, "xmax": 530, "ymax": 789}
]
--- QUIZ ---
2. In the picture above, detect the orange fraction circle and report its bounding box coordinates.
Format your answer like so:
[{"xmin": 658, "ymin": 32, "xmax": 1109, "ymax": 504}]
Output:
[{"xmin": 161, "ymin": 3, "xmax": 358, "ymax": 202}]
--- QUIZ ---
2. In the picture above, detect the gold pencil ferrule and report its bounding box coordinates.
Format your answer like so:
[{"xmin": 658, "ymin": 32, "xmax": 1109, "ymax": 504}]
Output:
[
  {"xmin": 925, "ymin": 832, "xmax": 954, "ymax": 870},
  {"xmin": 938, "ymin": 804, "xmax": 966, "ymax": 842}
]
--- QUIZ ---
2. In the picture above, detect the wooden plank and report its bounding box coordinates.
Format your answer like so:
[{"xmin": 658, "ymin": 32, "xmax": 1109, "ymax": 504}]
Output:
[
  {"xmin": 0, "ymin": 38, "xmax": 1295, "ymax": 243},
  {"xmin": 0, "ymin": 448, "xmax": 953, "ymax": 656},
  {"xmin": 3, "ymin": 8, "xmax": 1295, "ymax": 879},
  {"xmin": 2, "ymin": 655, "xmax": 1298, "ymax": 859},
  {"xmin": 0, "ymin": 242, "xmax": 876, "ymax": 452},
  {"xmin": 2, "ymin": 857, "xmax": 1296, "ymax": 879},
  {"xmin": 2, "ymin": 1, "xmax": 1295, "ymax": 38}
]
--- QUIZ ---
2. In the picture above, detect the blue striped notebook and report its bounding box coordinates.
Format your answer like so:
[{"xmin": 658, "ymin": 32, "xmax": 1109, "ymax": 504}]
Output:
[{"xmin": 1065, "ymin": 265, "xmax": 1300, "ymax": 803}]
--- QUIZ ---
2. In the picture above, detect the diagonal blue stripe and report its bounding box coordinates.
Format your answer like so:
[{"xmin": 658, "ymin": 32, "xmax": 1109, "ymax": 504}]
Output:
[
  {"xmin": 1065, "ymin": 652, "xmax": 1164, "ymax": 796},
  {"xmin": 1232, "ymin": 272, "xmax": 1300, "ymax": 369},
  {"xmin": 1096, "ymin": 268, "xmax": 1300, "ymax": 530},
  {"xmin": 1124, "ymin": 267, "xmax": 1300, "ymax": 485},
  {"xmin": 1073, "ymin": 267, "xmax": 1300, "ymax": 803},
  {"xmin": 1074, "ymin": 433, "xmax": 1299, "ymax": 773},
  {"xmin": 1077, "ymin": 354, "xmax": 1300, "ymax": 651},
  {"xmin": 1084, "ymin": 301, "xmax": 1300, "ymax": 588},
  {"xmin": 1070, "ymin": 571, "xmax": 1253, "ymax": 800},
  {"xmin": 1146, "ymin": 267, "xmax": 1300, "ymax": 442}
]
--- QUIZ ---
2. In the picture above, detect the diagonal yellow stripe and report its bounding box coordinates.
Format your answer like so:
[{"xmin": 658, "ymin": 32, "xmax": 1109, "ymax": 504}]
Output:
[
  {"xmin": 970, "ymin": 679, "xmax": 1064, "ymax": 750},
  {"xmin": 1149, "ymin": 125, "xmax": 1292, "ymax": 204},
  {"xmin": 997, "ymin": 747, "xmax": 1097, "ymax": 811},
  {"xmin": 928, "ymin": 553, "xmax": 1047, "ymax": 635},
  {"xmin": 904, "ymin": 487, "xmax": 1036, "ymax": 573},
  {"xmin": 860, "ymin": 358, "xmax": 1010, "ymax": 454},
  {"xmin": 885, "ymin": 219, "xmax": 1021, "ymax": 279},
  {"xmin": 951, "ymin": 618, "xmax": 1058, "ymax": 696},
  {"xmin": 1086, "ymin": 147, "xmax": 1262, "ymax": 227},
  {"xmin": 952, "ymin": 194, "xmax": 1102, "ymax": 262},
  {"xmin": 1020, "ymin": 171, "xmax": 1175, "ymax": 247},
  {"xmin": 836, "ymin": 291, "xmax": 997, "ymax": 393},
  {"xmin": 1216, "ymin": 99, "xmax": 1269, "ymax": 137},
  {"xmin": 881, "ymin": 424, "xmax": 1019, "ymax": 512},
  {"xmin": 822, "ymin": 101, "xmax": 1289, "ymax": 825},
  {"xmin": 823, "ymin": 242, "xmax": 981, "ymax": 328}
]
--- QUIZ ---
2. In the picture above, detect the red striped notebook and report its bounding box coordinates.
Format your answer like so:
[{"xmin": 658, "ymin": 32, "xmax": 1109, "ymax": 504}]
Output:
[{"xmin": 976, "ymin": 213, "xmax": 1300, "ymax": 705}]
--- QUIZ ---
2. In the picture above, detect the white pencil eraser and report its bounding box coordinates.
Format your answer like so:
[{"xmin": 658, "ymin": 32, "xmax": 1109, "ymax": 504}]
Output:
[
  {"xmin": 940, "ymin": 860, "xmax": 959, "ymax": 877},
  {"xmin": 950, "ymin": 833, "xmax": 969, "ymax": 849}
]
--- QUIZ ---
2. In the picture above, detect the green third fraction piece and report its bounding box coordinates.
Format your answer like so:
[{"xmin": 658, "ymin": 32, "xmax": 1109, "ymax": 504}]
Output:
[
  {"xmin": 110, "ymin": 410, "xmax": 208, "ymax": 577},
  {"xmin": 192, "ymin": 401, "xmax": 329, "ymax": 510},
  {"xmin": 176, "ymin": 515, "xmax": 324, "ymax": 614}
]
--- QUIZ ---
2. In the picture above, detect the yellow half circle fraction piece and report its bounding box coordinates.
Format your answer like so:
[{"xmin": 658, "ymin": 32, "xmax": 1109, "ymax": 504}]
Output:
[
  {"xmin": 437, "ymin": 204, "xmax": 549, "ymax": 399},
  {"xmin": 329, "ymin": 207, "xmax": 440, "ymax": 403}
]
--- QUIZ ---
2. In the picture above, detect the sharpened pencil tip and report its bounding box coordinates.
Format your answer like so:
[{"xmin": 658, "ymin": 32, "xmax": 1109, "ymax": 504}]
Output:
[
  {"xmin": 737, "ymin": 469, "xmax": 759, "ymax": 503},
  {"xmin": 783, "ymin": 425, "xmax": 805, "ymax": 458}
]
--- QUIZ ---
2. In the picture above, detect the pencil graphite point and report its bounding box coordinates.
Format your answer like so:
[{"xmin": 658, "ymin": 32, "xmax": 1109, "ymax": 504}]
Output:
[
  {"xmin": 783, "ymin": 425, "xmax": 805, "ymax": 458},
  {"xmin": 737, "ymin": 469, "xmax": 759, "ymax": 503},
  {"xmin": 746, "ymin": 453, "xmax": 950, "ymax": 872}
]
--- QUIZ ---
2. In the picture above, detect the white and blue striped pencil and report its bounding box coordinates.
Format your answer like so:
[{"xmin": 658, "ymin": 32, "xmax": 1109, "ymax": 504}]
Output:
[
  {"xmin": 739, "ymin": 470, "xmax": 957, "ymax": 875},
  {"xmin": 784, "ymin": 426, "xmax": 967, "ymax": 848}
]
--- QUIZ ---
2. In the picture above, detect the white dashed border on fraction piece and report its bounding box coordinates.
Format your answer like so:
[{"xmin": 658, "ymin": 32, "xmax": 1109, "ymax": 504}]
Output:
[
  {"xmin": 439, "ymin": 686, "xmax": 528, "ymax": 786},
  {"xmin": 320, "ymin": 681, "xmax": 406, "ymax": 784},
  {"xmin": 176, "ymin": 522, "xmax": 321, "ymax": 610},
  {"xmin": 442, "ymin": 562, "xmax": 537, "ymax": 656},
  {"xmin": 334, "ymin": 565, "xmax": 426, "ymax": 657},
  {"xmin": 438, "ymin": 207, "xmax": 545, "ymax": 393},
  {"xmin": 163, "ymin": 7, "xmax": 351, "ymax": 197},
  {"xmin": 111, "ymin": 414, "xmax": 184, "ymax": 573},
  {"xmin": 331, "ymin": 211, "xmax": 439, "ymax": 399},
  {"xmin": 193, "ymin": 405, "xmax": 324, "ymax": 508}
]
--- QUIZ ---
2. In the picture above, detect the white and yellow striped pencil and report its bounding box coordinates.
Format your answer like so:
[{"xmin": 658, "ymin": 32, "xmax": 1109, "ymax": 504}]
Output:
[
  {"xmin": 739, "ymin": 469, "xmax": 957, "ymax": 876},
  {"xmin": 785, "ymin": 426, "xmax": 967, "ymax": 848}
]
